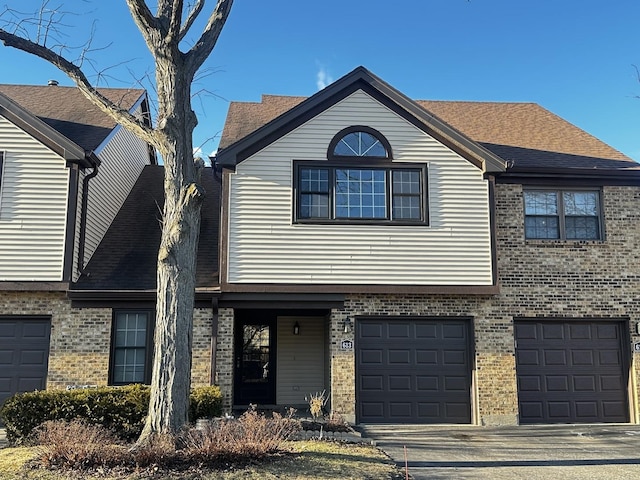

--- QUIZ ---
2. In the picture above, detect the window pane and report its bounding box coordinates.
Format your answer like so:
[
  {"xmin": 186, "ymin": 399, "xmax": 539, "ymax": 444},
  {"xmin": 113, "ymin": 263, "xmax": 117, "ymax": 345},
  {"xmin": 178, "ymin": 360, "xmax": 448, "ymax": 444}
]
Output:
[
  {"xmin": 335, "ymin": 169, "xmax": 386, "ymax": 219},
  {"xmin": 116, "ymin": 312, "xmax": 148, "ymax": 347},
  {"xmin": 393, "ymin": 196, "xmax": 421, "ymax": 219},
  {"xmin": 525, "ymin": 191, "xmax": 558, "ymax": 215},
  {"xmin": 566, "ymin": 216, "xmax": 599, "ymax": 240},
  {"xmin": 525, "ymin": 216, "xmax": 560, "ymax": 239},
  {"xmin": 334, "ymin": 132, "xmax": 387, "ymax": 157},
  {"xmin": 563, "ymin": 192, "xmax": 597, "ymax": 216},
  {"xmin": 392, "ymin": 170, "xmax": 420, "ymax": 194},
  {"xmin": 113, "ymin": 348, "xmax": 146, "ymax": 383},
  {"xmin": 300, "ymin": 168, "xmax": 329, "ymax": 193},
  {"xmin": 300, "ymin": 193, "xmax": 329, "ymax": 218}
]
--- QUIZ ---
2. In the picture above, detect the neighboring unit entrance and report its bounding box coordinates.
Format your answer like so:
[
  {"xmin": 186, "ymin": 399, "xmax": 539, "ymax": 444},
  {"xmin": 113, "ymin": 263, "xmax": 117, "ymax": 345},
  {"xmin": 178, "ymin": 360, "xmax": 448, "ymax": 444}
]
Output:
[
  {"xmin": 0, "ymin": 317, "xmax": 51, "ymax": 408},
  {"xmin": 356, "ymin": 317, "xmax": 472, "ymax": 423},
  {"xmin": 515, "ymin": 320, "xmax": 629, "ymax": 424}
]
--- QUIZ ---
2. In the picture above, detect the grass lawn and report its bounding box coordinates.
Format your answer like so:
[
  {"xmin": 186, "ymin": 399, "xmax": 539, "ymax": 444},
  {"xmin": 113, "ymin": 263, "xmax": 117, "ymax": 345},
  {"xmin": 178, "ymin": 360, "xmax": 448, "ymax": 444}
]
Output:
[{"xmin": 0, "ymin": 440, "xmax": 403, "ymax": 479}]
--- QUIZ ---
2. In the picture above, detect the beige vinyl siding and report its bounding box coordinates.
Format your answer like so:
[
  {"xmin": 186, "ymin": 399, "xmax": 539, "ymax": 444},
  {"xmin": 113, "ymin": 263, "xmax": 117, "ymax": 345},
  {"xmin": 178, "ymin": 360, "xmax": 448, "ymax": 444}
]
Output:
[
  {"xmin": 276, "ymin": 316, "xmax": 326, "ymax": 405},
  {"xmin": 75, "ymin": 122, "xmax": 150, "ymax": 279},
  {"xmin": 0, "ymin": 116, "xmax": 69, "ymax": 280},
  {"xmin": 228, "ymin": 90, "xmax": 493, "ymax": 285}
]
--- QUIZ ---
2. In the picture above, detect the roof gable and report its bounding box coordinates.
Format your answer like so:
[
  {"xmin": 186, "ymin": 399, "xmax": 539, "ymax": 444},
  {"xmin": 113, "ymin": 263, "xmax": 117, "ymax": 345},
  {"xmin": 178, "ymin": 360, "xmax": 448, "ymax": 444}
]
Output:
[
  {"xmin": 0, "ymin": 85, "xmax": 149, "ymax": 166},
  {"xmin": 216, "ymin": 66, "xmax": 507, "ymax": 173}
]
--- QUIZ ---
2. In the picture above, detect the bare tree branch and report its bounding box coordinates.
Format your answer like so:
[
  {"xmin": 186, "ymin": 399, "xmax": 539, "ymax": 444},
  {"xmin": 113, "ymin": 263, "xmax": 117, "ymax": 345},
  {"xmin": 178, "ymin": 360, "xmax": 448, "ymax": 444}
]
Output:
[
  {"xmin": 125, "ymin": 0, "xmax": 161, "ymax": 53},
  {"xmin": 167, "ymin": 0, "xmax": 184, "ymax": 43},
  {"xmin": 0, "ymin": 29, "xmax": 157, "ymax": 145},
  {"xmin": 179, "ymin": 0, "xmax": 205, "ymax": 41},
  {"xmin": 185, "ymin": 0, "xmax": 233, "ymax": 75}
]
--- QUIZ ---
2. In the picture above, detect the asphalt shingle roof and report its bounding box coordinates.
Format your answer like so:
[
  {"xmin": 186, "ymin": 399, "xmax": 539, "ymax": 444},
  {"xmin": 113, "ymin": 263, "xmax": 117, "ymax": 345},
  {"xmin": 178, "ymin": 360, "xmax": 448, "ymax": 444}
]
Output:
[
  {"xmin": 219, "ymin": 94, "xmax": 637, "ymax": 171},
  {"xmin": 74, "ymin": 165, "xmax": 220, "ymax": 291},
  {"xmin": 0, "ymin": 84, "xmax": 145, "ymax": 151}
]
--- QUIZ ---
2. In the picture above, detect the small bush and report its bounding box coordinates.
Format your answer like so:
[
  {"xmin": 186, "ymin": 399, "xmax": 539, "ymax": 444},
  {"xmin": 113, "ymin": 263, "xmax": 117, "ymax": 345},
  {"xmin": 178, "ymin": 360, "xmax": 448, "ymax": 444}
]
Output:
[
  {"xmin": 0, "ymin": 384, "xmax": 223, "ymax": 444},
  {"xmin": 34, "ymin": 420, "xmax": 127, "ymax": 470},
  {"xmin": 183, "ymin": 406, "xmax": 302, "ymax": 461},
  {"xmin": 189, "ymin": 385, "xmax": 223, "ymax": 421}
]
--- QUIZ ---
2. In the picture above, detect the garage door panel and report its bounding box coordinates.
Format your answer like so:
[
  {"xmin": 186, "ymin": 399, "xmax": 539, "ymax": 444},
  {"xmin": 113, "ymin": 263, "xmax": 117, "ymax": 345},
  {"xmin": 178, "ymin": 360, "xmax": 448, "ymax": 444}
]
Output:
[
  {"xmin": 546, "ymin": 376, "xmax": 569, "ymax": 392},
  {"xmin": 389, "ymin": 376, "xmax": 411, "ymax": 391},
  {"xmin": 542, "ymin": 324, "xmax": 565, "ymax": 340},
  {"xmin": 443, "ymin": 350, "xmax": 466, "ymax": 365},
  {"xmin": 416, "ymin": 350, "xmax": 438, "ymax": 364},
  {"xmin": 573, "ymin": 376, "xmax": 596, "ymax": 392},
  {"xmin": 517, "ymin": 350, "xmax": 539, "ymax": 365},
  {"xmin": 544, "ymin": 350, "xmax": 567, "ymax": 365},
  {"xmin": 388, "ymin": 324, "xmax": 410, "ymax": 338},
  {"xmin": 599, "ymin": 350, "xmax": 621, "ymax": 366},
  {"xmin": 442, "ymin": 324, "xmax": 465, "ymax": 339},
  {"xmin": 388, "ymin": 350, "xmax": 411, "ymax": 364},
  {"xmin": 516, "ymin": 320, "xmax": 629, "ymax": 424},
  {"xmin": 360, "ymin": 323, "xmax": 383, "ymax": 338},
  {"xmin": 360, "ymin": 349, "xmax": 383, "ymax": 365},
  {"xmin": 518, "ymin": 375, "xmax": 541, "ymax": 391},
  {"xmin": 0, "ymin": 317, "xmax": 51, "ymax": 410},
  {"xmin": 568, "ymin": 324, "xmax": 592, "ymax": 339},
  {"xmin": 596, "ymin": 324, "xmax": 618, "ymax": 339},
  {"xmin": 360, "ymin": 375, "xmax": 383, "ymax": 391},
  {"xmin": 415, "ymin": 324, "xmax": 437, "ymax": 338},
  {"xmin": 357, "ymin": 318, "xmax": 471, "ymax": 424},
  {"xmin": 417, "ymin": 376, "xmax": 439, "ymax": 391}
]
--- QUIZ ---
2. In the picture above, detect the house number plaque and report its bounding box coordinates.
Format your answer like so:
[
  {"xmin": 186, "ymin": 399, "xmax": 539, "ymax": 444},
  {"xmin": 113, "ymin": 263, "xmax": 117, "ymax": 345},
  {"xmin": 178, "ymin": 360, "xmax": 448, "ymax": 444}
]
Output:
[
  {"xmin": 634, "ymin": 342, "xmax": 640, "ymax": 352},
  {"xmin": 341, "ymin": 340, "xmax": 353, "ymax": 350}
]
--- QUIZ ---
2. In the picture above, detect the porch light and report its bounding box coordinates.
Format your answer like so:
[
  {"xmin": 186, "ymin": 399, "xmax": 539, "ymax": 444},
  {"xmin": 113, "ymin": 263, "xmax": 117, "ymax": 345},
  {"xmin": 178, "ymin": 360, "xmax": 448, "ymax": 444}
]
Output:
[
  {"xmin": 293, "ymin": 321, "xmax": 300, "ymax": 335},
  {"xmin": 343, "ymin": 317, "xmax": 352, "ymax": 333}
]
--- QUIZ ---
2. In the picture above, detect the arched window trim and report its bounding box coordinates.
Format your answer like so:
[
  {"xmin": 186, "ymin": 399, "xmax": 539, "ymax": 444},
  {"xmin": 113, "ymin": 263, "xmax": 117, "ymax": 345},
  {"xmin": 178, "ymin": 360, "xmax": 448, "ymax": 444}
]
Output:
[{"xmin": 327, "ymin": 125, "xmax": 393, "ymax": 161}]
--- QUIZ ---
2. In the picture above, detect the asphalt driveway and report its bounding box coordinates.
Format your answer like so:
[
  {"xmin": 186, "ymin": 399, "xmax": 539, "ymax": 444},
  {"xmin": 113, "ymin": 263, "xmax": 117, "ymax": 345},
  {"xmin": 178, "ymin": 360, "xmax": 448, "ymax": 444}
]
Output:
[{"xmin": 360, "ymin": 424, "xmax": 640, "ymax": 479}]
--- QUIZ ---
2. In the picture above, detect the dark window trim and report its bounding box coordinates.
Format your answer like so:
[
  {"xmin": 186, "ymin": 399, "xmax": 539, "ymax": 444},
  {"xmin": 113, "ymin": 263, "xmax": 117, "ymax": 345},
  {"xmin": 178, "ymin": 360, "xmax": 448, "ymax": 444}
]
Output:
[
  {"xmin": 327, "ymin": 125, "xmax": 393, "ymax": 161},
  {"xmin": 523, "ymin": 187, "xmax": 604, "ymax": 241},
  {"xmin": 109, "ymin": 308, "xmax": 155, "ymax": 386},
  {"xmin": 293, "ymin": 160, "xmax": 429, "ymax": 225}
]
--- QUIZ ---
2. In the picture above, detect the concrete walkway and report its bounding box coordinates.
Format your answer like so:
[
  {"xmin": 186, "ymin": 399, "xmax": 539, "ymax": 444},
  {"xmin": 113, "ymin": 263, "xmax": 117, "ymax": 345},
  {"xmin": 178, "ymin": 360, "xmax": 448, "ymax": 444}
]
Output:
[
  {"xmin": 360, "ymin": 424, "xmax": 640, "ymax": 479},
  {"xmin": 0, "ymin": 429, "xmax": 6, "ymax": 449}
]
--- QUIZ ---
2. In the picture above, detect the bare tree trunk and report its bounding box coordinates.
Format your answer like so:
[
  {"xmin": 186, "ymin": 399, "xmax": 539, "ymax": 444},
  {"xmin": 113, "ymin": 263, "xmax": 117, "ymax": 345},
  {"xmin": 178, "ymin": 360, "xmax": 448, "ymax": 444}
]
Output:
[{"xmin": 138, "ymin": 59, "xmax": 204, "ymax": 444}]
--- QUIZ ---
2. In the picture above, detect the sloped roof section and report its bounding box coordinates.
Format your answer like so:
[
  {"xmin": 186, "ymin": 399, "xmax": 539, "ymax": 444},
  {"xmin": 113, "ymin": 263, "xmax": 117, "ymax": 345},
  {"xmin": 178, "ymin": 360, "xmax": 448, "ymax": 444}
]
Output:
[
  {"xmin": 72, "ymin": 165, "xmax": 220, "ymax": 291},
  {"xmin": 0, "ymin": 84, "xmax": 146, "ymax": 152},
  {"xmin": 217, "ymin": 67, "xmax": 637, "ymax": 174},
  {"xmin": 217, "ymin": 67, "xmax": 507, "ymax": 173}
]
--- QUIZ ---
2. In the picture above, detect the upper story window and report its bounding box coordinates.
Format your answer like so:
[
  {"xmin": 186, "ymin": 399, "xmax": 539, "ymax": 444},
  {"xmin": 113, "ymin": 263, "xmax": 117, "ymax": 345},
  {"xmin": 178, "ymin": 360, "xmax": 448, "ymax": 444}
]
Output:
[
  {"xmin": 524, "ymin": 189, "xmax": 602, "ymax": 240},
  {"xmin": 295, "ymin": 127, "xmax": 427, "ymax": 225},
  {"xmin": 110, "ymin": 310, "xmax": 154, "ymax": 385}
]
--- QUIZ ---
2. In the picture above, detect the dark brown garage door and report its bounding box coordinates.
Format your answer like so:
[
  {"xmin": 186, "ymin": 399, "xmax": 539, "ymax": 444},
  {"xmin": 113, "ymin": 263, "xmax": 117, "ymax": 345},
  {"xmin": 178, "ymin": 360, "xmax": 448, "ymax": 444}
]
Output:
[
  {"xmin": 515, "ymin": 320, "xmax": 629, "ymax": 424},
  {"xmin": 356, "ymin": 317, "xmax": 472, "ymax": 424},
  {"xmin": 0, "ymin": 317, "xmax": 51, "ymax": 409}
]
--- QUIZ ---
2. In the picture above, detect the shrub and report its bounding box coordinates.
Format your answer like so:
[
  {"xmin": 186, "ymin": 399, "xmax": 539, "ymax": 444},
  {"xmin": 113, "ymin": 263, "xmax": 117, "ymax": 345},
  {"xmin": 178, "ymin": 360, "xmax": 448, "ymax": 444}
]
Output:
[
  {"xmin": 34, "ymin": 420, "xmax": 128, "ymax": 470},
  {"xmin": 0, "ymin": 384, "xmax": 223, "ymax": 444},
  {"xmin": 183, "ymin": 406, "xmax": 301, "ymax": 461},
  {"xmin": 189, "ymin": 385, "xmax": 223, "ymax": 422}
]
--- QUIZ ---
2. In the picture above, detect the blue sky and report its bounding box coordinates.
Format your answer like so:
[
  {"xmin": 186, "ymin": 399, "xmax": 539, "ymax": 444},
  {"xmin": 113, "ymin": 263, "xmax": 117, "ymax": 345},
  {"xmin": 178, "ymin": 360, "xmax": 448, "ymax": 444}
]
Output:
[{"xmin": 1, "ymin": 0, "xmax": 639, "ymax": 160}]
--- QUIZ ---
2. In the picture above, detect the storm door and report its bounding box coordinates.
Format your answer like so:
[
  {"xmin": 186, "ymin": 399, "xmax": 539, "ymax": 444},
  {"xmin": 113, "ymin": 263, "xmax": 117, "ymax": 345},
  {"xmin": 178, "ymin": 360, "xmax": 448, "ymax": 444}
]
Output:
[{"xmin": 234, "ymin": 311, "xmax": 276, "ymax": 405}]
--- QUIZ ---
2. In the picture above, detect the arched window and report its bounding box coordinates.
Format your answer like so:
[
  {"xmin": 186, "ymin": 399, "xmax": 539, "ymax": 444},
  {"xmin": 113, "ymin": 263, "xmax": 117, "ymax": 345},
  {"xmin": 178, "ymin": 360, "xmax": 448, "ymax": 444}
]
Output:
[
  {"xmin": 328, "ymin": 126, "xmax": 392, "ymax": 160},
  {"xmin": 294, "ymin": 125, "xmax": 428, "ymax": 225}
]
